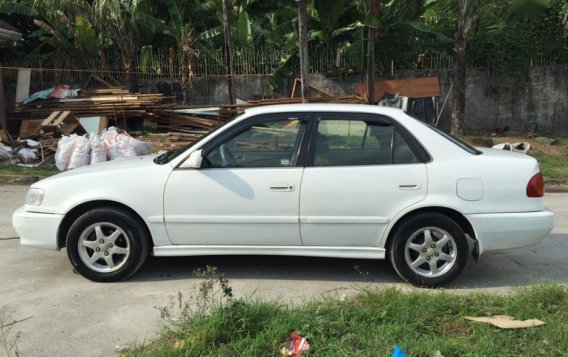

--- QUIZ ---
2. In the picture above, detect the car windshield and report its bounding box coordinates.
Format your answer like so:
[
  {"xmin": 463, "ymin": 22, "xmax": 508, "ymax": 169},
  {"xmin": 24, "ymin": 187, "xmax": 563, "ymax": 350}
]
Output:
[{"xmin": 153, "ymin": 113, "xmax": 243, "ymax": 165}]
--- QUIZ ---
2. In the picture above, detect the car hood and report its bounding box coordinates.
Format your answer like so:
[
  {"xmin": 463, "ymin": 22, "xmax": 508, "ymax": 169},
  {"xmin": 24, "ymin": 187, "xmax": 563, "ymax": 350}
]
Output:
[
  {"xmin": 36, "ymin": 155, "xmax": 162, "ymax": 185},
  {"xmin": 27, "ymin": 154, "xmax": 174, "ymax": 215}
]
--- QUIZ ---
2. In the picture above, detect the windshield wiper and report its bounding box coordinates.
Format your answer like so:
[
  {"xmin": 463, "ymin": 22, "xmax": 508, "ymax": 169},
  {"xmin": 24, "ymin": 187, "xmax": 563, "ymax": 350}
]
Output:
[{"xmin": 153, "ymin": 150, "xmax": 178, "ymax": 164}]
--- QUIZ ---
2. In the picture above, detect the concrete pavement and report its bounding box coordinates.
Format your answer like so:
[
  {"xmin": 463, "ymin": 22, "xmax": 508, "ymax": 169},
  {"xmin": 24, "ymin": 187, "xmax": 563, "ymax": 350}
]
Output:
[{"xmin": 0, "ymin": 184, "xmax": 566, "ymax": 356}]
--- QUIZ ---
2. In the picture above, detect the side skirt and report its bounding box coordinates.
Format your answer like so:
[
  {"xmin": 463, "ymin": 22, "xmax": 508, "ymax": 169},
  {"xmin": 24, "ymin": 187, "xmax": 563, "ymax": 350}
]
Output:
[{"xmin": 153, "ymin": 245, "xmax": 386, "ymax": 260}]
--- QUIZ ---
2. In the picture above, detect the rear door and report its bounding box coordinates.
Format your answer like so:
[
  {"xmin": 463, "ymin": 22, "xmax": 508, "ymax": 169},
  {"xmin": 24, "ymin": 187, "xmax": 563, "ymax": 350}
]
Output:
[{"xmin": 299, "ymin": 112, "xmax": 429, "ymax": 247}]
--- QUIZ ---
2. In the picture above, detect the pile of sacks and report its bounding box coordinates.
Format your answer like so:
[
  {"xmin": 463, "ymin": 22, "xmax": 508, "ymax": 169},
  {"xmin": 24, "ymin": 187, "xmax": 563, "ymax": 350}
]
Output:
[{"xmin": 55, "ymin": 127, "xmax": 152, "ymax": 171}]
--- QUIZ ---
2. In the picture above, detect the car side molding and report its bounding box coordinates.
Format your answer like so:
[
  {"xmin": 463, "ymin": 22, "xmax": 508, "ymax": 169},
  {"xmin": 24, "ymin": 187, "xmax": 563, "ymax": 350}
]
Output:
[{"xmin": 153, "ymin": 245, "xmax": 386, "ymax": 260}]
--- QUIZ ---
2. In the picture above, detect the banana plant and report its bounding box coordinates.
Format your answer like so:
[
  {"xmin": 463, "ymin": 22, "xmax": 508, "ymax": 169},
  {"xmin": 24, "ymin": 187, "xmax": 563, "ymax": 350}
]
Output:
[
  {"xmin": 0, "ymin": 0, "xmax": 99, "ymax": 56},
  {"xmin": 93, "ymin": 0, "xmax": 164, "ymax": 92}
]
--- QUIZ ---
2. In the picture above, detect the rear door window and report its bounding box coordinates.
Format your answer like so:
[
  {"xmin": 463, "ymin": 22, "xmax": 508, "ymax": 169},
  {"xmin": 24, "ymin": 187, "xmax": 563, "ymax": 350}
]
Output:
[{"xmin": 313, "ymin": 116, "xmax": 418, "ymax": 166}]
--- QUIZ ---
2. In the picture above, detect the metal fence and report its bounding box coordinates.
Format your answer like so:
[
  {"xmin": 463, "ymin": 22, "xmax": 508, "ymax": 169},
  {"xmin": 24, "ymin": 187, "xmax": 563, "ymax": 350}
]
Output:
[{"xmin": 1, "ymin": 46, "xmax": 566, "ymax": 87}]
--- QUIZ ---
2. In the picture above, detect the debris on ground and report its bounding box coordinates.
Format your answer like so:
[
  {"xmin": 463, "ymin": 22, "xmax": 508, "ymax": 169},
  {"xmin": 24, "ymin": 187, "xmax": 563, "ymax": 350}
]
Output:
[
  {"xmin": 391, "ymin": 345, "xmax": 407, "ymax": 357},
  {"xmin": 492, "ymin": 142, "xmax": 531, "ymax": 154},
  {"xmin": 279, "ymin": 332, "xmax": 310, "ymax": 357},
  {"xmin": 465, "ymin": 315, "xmax": 545, "ymax": 329}
]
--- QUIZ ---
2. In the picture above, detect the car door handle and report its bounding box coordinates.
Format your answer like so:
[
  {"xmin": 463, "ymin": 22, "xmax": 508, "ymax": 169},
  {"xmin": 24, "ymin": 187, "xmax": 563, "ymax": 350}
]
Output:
[
  {"xmin": 270, "ymin": 183, "xmax": 295, "ymax": 192},
  {"xmin": 398, "ymin": 182, "xmax": 420, "ymax": 190}
]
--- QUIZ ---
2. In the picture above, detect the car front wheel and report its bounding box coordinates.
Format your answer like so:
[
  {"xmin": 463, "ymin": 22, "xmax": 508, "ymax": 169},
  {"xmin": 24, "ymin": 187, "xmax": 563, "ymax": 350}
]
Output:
[
  {"xmin": 389, "ymin": 213, "xmax": 469, "ymax": 287},
  {"xmin": 66, "ymin": 207, "xmax": 150, "ymax": 282}
]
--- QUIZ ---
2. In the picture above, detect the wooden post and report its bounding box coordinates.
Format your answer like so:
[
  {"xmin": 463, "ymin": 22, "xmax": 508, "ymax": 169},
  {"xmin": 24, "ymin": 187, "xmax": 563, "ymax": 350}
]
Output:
[
  {"xmin": 222, "ymin": 0, "xmax": 236, "ymax": 105},
  {"xmin": 0, "ymin": 64, "xmax": 6, "ymax": 130},
  {"xmin": 298, "ymin": 0, "xmax": 310, "ymax": 103},
  {"xmin": 366, "ymin": 0, "xmax": 380, "ymax": 104}
]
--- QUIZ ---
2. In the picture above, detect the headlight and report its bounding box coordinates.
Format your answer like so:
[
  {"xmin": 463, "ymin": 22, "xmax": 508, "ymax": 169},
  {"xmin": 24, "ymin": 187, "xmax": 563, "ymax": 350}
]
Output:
[{"xmin": 25, "ymin": 188, "xmax": 45, "ymax": 206}]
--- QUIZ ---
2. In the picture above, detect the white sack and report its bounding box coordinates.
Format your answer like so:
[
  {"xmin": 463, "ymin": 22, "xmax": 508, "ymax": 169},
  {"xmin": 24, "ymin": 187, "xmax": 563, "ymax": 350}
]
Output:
[
  {"xmin": 67, "ymin": 135, "xmax": 91, "ymax": 170},
  {"xmin": 55, "ymin": 136, "xmax": 74, "ymax": 171},
  {"xmin": 89, "ymin": 132, "xmax": 107, "ymax": 164}
]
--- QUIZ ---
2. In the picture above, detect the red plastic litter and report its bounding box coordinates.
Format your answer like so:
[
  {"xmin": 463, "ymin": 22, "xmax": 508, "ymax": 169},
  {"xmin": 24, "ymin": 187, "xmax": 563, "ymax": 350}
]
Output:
[{"xmin": 279, "ymin": 332, "xmax": 310, "ymax": 357}]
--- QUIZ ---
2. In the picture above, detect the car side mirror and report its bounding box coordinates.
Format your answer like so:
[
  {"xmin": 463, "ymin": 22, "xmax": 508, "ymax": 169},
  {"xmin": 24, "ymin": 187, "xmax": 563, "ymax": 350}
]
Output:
[{"xmin": 181, "ymin": 149, "xmax": 203, "ymax": 169}]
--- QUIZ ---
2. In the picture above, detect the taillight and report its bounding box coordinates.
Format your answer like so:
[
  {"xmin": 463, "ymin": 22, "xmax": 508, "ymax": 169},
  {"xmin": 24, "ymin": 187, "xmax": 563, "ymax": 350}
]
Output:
[{"xmin": 526, "ymin": 172, "xmax": 544, "ymax": 197}]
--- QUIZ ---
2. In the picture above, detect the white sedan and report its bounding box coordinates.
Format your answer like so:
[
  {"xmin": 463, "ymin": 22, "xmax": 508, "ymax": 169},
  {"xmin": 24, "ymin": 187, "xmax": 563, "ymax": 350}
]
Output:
[{"xmin": 13, "ymin": 104, "xmax": 554, "ymax": 287}]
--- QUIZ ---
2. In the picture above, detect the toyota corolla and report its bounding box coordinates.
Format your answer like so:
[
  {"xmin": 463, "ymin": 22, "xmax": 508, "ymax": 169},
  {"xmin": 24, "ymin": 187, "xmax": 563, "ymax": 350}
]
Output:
[{"xmin": 13, "ymin": 104, "xmax": 554, "ymax": 287}]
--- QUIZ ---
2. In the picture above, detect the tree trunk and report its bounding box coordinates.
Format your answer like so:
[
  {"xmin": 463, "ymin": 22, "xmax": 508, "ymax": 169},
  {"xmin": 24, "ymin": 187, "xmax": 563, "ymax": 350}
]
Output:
[
  {"xmin": 451, "ymin": 42, "xmax": 466, "ymax": 135},
  {"xmin": 181, "ymin": 50, "xmax": 189, "ymax": 105},
  {"xmin": 298, "ymin": 0, "xmax": 309, "ymax": 103},
  {"xmin": 168, "ymin": 47, "xmax": 175, "ymax": 79},
  {"xmin": 222, "ymin": 0, "xmax": 236, "ymax": 105},
  {"xmin": 451, "ymin": 0, "xmax": 472, "ymax": 136},
  {"xmin": 366, "ymin": 26, "xmax": 375, "ymax": 104},
  {"xmin": 124, "ymin": 56, "xmax": 139, "ymax": 93},
  {"xmin": 366, "ymin": 0, "xmax": 380, "ymax": 105},
  {"xmin": 0, "ymin": 65, "xmax": 6, "ymax": 131},
  {"xmin": 98, "ymin": 47, "xmax": 107, "ymax": 80}
]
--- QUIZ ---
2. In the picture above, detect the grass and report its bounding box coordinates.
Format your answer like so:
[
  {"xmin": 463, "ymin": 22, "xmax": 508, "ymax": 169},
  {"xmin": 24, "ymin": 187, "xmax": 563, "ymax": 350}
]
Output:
[
  {"xmin": 122, "ymin": 284, "xmax": 568, "ymax": 357},
  {"xmin": 0, "ymin": 165, "xmax": 59, "ymax": 178},
  {"xmin": 531, "ymin": 152, "xmax": 568, "ymax": 184}
]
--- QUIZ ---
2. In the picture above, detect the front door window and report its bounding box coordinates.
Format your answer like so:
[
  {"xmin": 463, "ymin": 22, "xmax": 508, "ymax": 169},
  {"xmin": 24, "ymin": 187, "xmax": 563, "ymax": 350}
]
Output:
[{"xmin": 204, "ymin": 119, "xmax": 307, "ymax": 168}]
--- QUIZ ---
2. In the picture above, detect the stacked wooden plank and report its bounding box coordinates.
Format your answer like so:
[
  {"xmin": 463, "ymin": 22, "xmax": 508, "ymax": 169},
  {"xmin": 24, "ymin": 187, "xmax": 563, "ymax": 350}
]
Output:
[
  {"xmin": 153, "ymin": 95, "xmax": 365, "ymax": 148},
  {"xmin": 14, "ymin": 87, "xmax": 172, "ymax": 122},
  {"xmin": 245, "ymin": 95, "xmax": 365, "ymax": 106}
]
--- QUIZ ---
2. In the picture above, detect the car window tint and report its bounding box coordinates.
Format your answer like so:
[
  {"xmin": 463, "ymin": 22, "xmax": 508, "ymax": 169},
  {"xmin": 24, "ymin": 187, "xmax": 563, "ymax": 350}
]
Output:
[
  {"xmin": 204, "ymin": 119, "xmax": 306, "ymax": 168},
  {"xmin": 314, "ymin": 119, "xmax": 417, "ymax": 166},
  {"xmin": 392, "ymin": 130, "xmax": 418, "ymax": 164}
]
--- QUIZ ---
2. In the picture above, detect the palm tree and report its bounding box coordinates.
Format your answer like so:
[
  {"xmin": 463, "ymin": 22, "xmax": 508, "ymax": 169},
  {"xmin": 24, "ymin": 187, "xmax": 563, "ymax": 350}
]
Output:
[{"xmin": 0, "ymin": 0, "xmax": 98, "ymax": 56}]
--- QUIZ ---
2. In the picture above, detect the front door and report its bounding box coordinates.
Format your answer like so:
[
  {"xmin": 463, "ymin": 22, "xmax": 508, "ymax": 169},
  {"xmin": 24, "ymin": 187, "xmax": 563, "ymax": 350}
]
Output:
[
  {"xmin": 164, "ymin": 114, "xmax": 310, "ymax": 246},
  {"xmin": 299, "ymin": 113, "xmax": 428, "ymax": 247}
]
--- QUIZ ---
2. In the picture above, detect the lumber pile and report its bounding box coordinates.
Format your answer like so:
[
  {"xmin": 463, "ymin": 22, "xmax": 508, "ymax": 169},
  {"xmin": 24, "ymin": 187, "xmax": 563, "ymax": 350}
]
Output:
[
  {"xmin": 246, "ymin": 95, "xmax": 365, "ymax": 106},
  {"xmin": 14, "ymin": 87, "xmax": 172, "ymax": 122},
  {"xmin": 8, "ymin": 110, "xmax": 89, "ymax": 168},
  {"xmin": 153, "ymin": 95, "xmax": 365, "ymax": 149}
]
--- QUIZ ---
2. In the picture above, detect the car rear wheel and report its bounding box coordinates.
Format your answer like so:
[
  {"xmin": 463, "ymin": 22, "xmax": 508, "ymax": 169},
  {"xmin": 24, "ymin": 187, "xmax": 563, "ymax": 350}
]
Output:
[
  {"xmin": 66, "ymin": 207, "xmax": 150, "ymax": 282},
  {"xmin": 389, "ymin": 213, "xmax": 468, "ymax": 287}
]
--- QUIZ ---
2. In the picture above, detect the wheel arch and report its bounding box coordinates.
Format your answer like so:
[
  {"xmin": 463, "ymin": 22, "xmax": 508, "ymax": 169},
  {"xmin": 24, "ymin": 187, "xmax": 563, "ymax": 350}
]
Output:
[
  {"xmin": 57, "ymin": 200, "xmax": 152, "ymax": 249},
  {"xmin": 383, "ymin": 206, "xmax": 476, "ymax": 251}
]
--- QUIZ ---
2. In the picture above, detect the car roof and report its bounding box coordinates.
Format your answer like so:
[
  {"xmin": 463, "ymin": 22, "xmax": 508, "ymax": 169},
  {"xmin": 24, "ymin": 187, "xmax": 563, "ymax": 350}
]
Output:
[{"xmin": 243, "ymin": 103, "xmax": 406, "ymax": 117}]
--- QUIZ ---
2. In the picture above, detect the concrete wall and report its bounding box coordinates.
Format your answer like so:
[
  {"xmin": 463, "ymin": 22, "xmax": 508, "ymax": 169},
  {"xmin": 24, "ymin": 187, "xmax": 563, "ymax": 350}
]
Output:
[
  {"xmin": 138, "ymin": 65, "xmax": 567, "ymax": 134},
  {"xmin": 4, "ymin": 64, "xmax": 566, "ymax": 135}
]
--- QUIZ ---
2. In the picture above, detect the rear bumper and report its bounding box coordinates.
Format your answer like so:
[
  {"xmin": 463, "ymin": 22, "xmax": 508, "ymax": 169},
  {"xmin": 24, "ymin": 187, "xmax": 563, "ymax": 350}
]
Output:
[
  {"xmin": 466, "ymin": 209, "xmax": 554, "ymax": 254},
  {"xmin": 12, "ymin": 206, "xmax": 64, "ymax": 250}
]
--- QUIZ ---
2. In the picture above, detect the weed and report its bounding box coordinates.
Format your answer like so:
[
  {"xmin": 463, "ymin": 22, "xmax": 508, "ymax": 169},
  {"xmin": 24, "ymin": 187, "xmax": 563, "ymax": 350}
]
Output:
[
  {"xmin": 154, "ymin": 265, "xmax": 235, "ymax": 325},
  {"xmin": 0, "ymin": 306, "xmax": 23, "ymax": 357},
  {"xmin": 125, "ymin": 284, "xmax": 568, "ymax": 356}
]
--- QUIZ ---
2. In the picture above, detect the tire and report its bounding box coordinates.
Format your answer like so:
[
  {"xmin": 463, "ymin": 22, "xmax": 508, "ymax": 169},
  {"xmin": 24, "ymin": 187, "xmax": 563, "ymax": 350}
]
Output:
[
  {"xmin": 66, "ymin": 207, "xmax": 150, "ymax": 282},
  {"xmin": 388, "ymin": 213, "xmax": 468, "ymax": 288}
]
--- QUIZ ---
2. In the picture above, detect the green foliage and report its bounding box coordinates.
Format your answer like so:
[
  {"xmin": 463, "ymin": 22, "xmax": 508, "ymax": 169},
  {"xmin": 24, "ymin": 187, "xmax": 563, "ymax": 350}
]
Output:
[
  {"xmin": 530, "ymin": 151, "xmax": 568, "ymax": 184},
  {"xmin": 426, "ymin": 0, "xmax": 568, "ymax": 73},
  {"xmin": 2, "ymin": 0, "xmax": 567, "ymax": 84},
  {"xmin": 123, "ymin": 284, "xmax": 568, "ymax": 356}
]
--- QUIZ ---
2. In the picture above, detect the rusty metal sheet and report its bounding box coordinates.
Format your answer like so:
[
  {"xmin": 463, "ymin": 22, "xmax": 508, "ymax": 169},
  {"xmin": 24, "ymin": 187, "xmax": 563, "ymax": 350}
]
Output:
[{"xmin": 355, "ymin": 76, "xmax": 441, "ymax": 101}]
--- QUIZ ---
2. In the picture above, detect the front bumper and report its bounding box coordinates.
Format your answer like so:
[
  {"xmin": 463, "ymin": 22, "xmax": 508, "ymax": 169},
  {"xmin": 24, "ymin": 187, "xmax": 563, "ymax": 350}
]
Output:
[
  {"xmin": 466, "ymin": 209, "xmax": 554, "ymax": 255},
  {"xmin": 12, "ymin": 206, "xmax": 64, "ymax": 250}
]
